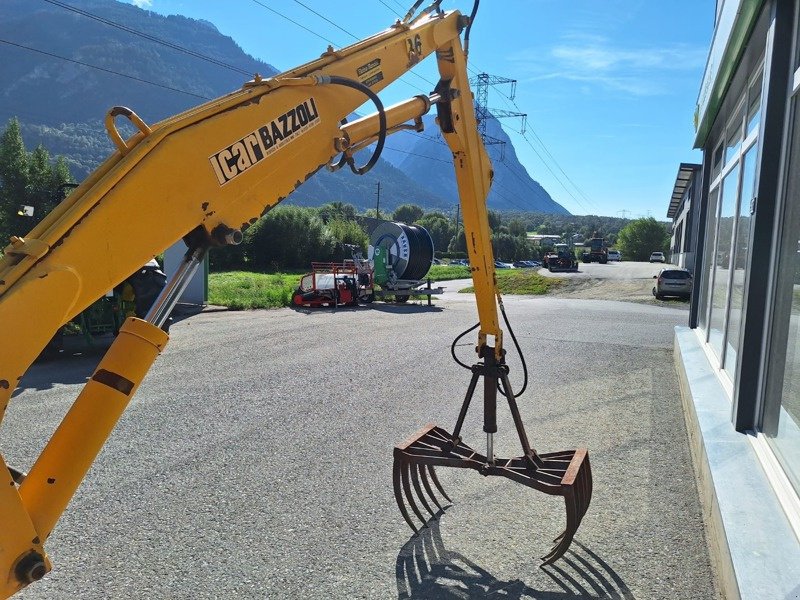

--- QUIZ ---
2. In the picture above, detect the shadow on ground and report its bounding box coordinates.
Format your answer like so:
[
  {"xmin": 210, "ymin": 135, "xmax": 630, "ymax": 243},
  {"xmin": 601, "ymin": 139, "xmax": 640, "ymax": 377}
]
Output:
[{"xmin": 396, "ymin": 518, "xmax": 634, "ymax": 599}]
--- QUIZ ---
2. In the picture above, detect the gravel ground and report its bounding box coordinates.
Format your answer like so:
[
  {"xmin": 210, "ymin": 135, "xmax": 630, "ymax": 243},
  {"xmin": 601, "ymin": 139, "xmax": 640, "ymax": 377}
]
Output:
[{"xmin": 5, "ymin": 293, "xmax": 717, "ymax": 599}]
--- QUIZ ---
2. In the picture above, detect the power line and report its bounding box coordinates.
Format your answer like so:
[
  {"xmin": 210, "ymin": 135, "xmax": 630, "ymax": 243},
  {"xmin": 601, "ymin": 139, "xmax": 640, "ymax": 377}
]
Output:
[
  {"xmin": 0, "ymin": 38, "xmax": 210, "ymax": 100},
  {"xmin": 291, "ymin": 0, "xmax": 359, "ymax": 40},
  {"xmin": 377, "ymin": 0, "xmax": 403, "ymax": 19},
  {"xmin": 249, "ymin": 0, "xmax": 338, "ymax": 46},
  {"xmin": 286, "ymin": 0, "xmax": 438, "ymax": 91},
  {"xmin": 41, "ymin": 0, "xmax": 253, "ymax": 77},
  {"xmin": 493, "ymin": 88, "xmax": 596, "ymax": 210},
  {"xmin": 504, "ymin": 125, "xmax": 590, "ymax": 214}
]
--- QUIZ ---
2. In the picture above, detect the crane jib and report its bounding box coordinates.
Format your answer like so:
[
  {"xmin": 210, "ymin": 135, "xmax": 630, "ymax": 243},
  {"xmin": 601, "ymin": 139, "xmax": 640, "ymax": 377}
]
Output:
[{"xmin": 209, "ymin": 97, "xmax": 320, "ymax": 185}]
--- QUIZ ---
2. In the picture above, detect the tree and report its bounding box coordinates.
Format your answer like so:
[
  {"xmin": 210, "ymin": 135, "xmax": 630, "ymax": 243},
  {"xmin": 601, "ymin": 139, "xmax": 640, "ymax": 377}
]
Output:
[
  {"xmin": 492, "ymin": 232, "xmax": 533, "ymax": 261},
  {"xmin": 318, "ymin": 201, "xmax": 357, "ymax": 223},
  {"xmin": 392, "ymin": 203, "xmax": 424, "ymax": 224},
  {"xmin": 488, "ymin": 210, "xmax": 502, "ymax": 231},
  {"xmin": 326, "ymin": 218, "xmax": 369, "ymax": 259},
  {"xmin": 416, "ymin": 212, "xmax": 454, "ymax": 252},
  {"xmin": 0, "ymin": 118, "xmax": 74, "ymax": 243},
  {"xmin": 508, "ymin": 218, "xmax": 527, "ymax": 237},
  {"xmin": 244, "ymin": 206, "xmax": 335, "ymax": 270},
  {"xmin": 448, "ymin": 229, "xmax": 466, "ymax": 254},
  {"xmin": 616, "ymin": 217, "xmax": 669, "ymax": 261},
  {"xmin": 0, "ymin": 119, "xmax": 30, "ymax": 242}
]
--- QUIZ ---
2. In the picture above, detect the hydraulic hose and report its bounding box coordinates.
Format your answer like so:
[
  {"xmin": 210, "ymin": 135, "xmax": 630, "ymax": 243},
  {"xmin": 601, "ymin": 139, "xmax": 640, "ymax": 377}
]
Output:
[{"xmin": 323, "ymin": 75, "xmax": 387, "ymax": 176}]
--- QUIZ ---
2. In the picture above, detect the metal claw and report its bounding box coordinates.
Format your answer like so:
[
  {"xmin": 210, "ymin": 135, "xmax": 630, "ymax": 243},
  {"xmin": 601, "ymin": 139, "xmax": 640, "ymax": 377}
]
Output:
[
  {"xmin": 393, "ymin": 424, "xmax": 592, "ymax": 565},
  {"xmin": 393, "ymin": 425, "xmax": 458, "ymax": 533}
]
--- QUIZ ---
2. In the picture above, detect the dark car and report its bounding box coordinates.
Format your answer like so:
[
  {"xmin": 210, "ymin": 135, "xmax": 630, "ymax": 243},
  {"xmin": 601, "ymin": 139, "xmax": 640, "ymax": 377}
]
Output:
[{"xmin": 653, "ymin": 268, "xmax": 692, "ymax": 300}]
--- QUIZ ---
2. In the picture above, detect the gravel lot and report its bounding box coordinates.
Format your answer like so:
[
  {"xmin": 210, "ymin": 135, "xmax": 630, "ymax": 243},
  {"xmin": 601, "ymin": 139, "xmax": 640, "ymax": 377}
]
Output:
[{"xmin": 5, "ymin": 290, "xmax": 716, "ymax": 599}]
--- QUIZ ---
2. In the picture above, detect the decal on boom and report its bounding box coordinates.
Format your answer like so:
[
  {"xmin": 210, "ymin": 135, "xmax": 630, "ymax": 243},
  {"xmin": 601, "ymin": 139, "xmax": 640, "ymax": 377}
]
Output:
[{"xmin": 209, "ymin": 97, "xmax": 320, "ymax": 185}]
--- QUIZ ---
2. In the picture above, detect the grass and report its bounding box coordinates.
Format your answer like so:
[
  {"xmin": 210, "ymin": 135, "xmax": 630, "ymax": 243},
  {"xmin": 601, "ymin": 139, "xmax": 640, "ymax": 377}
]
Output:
[
  {"xmin": 208, "ymin": 271, "xmax": 300, "ymax": 309},
  {"xmin": 460, "ymin": 268, "xmax": 562, "ymax": 295},
  {"xmin": 427, "ymin": 264, "xmax": 472, "ymax": 281},
  {"xmin": 209, "ymin": 265, "xmax": 560, "ymax": 309}
]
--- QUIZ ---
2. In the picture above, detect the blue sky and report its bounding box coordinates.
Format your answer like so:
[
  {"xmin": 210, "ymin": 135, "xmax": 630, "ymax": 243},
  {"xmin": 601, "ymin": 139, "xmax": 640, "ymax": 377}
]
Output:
[{"xmin": 125, "ymin": 0, "xmax": 714, "ymax": 217}]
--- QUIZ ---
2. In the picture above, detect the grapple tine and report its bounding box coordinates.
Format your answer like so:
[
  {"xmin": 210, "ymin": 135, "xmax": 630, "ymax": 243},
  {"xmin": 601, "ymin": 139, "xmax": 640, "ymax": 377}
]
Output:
[
  {"xmin": 393, "ymin": 454, "xmax": 419, "ymax": 534},
  {"xmin": 540, "ymin": 449, "xmax": 592, "ymax": 566},
  {"xmin": 410, "ymin": 463, "xmax": 436, "ymax": 518},
  {"xmin": 400, "ymin": 456, "xmax": 428, "ymax": 528},
  {"xmin": 541, "ymin": 488, "xmax": 578, "ymax": 565},
  {"xmin": 427, "ymin": 465, "xmax": 452, "ymax": 503},
  {"xmin": 419, "ymin": 464, "xmax": 445, "ymax": 512}
]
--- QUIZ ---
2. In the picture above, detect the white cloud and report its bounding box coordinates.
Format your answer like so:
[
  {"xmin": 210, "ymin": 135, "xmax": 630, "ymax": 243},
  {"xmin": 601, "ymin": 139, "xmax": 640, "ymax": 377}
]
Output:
[
  {"xmin": 509, "ymin": 36, "xmax": 707, "ymax": 97},
  {"xmin": 130, "ymin": 0, "xmax": 153, "ymax": 8}
]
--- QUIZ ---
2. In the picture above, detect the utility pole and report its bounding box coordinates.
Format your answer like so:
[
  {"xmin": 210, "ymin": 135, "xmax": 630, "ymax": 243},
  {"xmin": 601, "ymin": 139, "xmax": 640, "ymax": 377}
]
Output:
[
  {"xmin": 375, "ymin": 181, "xmax": 381, "ymax": 220},
  {"xmin": 618, "ymin": 209, "xmax": 630, "ymax": 219}
]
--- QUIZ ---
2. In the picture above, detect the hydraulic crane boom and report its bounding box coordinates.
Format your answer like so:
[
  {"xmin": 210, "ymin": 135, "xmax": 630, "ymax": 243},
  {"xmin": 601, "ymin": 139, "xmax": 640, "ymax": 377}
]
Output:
[{"xmin": 0, "ymin": 2, "xmax": 591, "ymax": 596}]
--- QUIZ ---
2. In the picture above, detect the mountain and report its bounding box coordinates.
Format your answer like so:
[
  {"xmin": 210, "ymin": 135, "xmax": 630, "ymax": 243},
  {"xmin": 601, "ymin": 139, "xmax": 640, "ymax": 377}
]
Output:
[
  {"xmin": 380, "ymin": 114, "xmax": 569, "ymax": 214},
  {"xmin": 0, "ymin": 0, "xmax": 566, "ymax": 214}
]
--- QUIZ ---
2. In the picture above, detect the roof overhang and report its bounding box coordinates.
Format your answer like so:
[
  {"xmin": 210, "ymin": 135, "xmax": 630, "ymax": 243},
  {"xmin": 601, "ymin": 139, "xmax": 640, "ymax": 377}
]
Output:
[
  {"xmin": 693, "ymin": 0, "xmax": 766, "ymax": 148},
  {"xmin": 667, "ymin": 163, "xmax": 701, "ymax": 219}
]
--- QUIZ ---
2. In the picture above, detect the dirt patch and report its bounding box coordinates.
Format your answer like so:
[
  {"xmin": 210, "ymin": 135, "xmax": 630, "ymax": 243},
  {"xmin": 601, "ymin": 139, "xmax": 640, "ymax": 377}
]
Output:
[{"xmin": 547, "ymin": 278, "xmax": 690, "ymax": 308}]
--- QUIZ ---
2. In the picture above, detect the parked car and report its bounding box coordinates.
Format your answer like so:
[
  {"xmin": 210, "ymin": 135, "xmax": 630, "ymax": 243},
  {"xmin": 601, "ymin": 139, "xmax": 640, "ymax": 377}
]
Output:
[
  {"xmin": 649, "ymin": 251, "xmax": 666, "ymax": 263},
  {"xmin": 607, "ymin": 250, "xmax": 621, "ymax": 261},
  {"xmin": 513, "ymin": 260, "xmax": 536, "ymax": 268},
  {"xmin": 494, "ymin": 260, "xmax": 513, "ymax": 269},
  {"xmin": 653, "ymin": 268, "xmax": 692, "ymax": 300}
]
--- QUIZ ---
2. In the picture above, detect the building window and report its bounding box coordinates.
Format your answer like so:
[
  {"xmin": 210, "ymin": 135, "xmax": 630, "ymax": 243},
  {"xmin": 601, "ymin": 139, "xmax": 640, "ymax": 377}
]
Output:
[
  {"xmin": 764, "ymin": 79, "xmax": 800, "ymax": 495},
  {"xmin": 700, "ymin": 68, "xmax": 764, "ymax": 377},
  {"xmin": 708, "ymin": 163, "xmax": 740, "ymax": 359},
  {"xmin": 723, "ymin": 146, "xmax": 757, "ymax": 378}
]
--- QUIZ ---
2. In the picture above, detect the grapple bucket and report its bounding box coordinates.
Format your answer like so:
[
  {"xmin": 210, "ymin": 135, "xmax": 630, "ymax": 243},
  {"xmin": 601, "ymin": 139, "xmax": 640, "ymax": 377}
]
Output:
[
  {"xmin": 392, "ymin": 348, "xmax": 592, "ymax": 566},
  {"xmin": 393, "ymin": 424, "xmax": 592, "ymax": 565}
]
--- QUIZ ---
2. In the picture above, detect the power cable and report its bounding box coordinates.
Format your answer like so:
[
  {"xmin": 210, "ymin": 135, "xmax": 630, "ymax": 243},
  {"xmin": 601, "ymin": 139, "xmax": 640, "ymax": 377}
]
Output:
[
  {"xmin": 291, "ymin": 0, "xmax": 360, "ymax": 40},
  {"xmin": 41, "ymin": 0, "xmax": 253, "ymax": 77},
  {"xmin": 249, "ymin": 0, "xmax": 338, "ymax": 46},
  {"xmin": 377, "ymin": 0, "xmax": 403, "ymax": 19},
  {"xmin": 494, "ymin": 89, "xmax": 596, "ymax": 210},
  {"xmin": 278, "ymin": 1, "xmax": 438, "ymax": 91},
  {"xmin": 0, "ymin": 38, "xmax": 211, "ymax": 100},
  {"xmin": 504, "ymin": 125, "xmax": 590, "ymax": 214}
]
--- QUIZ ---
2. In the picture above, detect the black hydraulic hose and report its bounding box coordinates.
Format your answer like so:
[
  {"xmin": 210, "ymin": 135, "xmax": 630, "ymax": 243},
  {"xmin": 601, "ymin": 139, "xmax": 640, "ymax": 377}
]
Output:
[
  {"xmin": 464, "ymin": 0, "xmax": 479, "ymax": 57},
  {"xmin": 497, "ymin": 300, "xmax": 528, "ymax": 399},
  {"xmin": 450, "ymin": 304, "xmax": 527, "ymax": 398},
  {"xmin": 451, "ymin": 322, "xmax": 480, "ymax": 370},
  {"xmin": 324, "ymin": 75, "xmax": 386, "ymax": 176}
]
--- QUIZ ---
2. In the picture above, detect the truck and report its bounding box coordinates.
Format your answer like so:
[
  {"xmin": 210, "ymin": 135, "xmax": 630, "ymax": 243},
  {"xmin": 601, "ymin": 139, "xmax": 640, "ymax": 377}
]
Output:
[
  {"xmin": 581, "ymin": 237, "xmax": 609, "ymax": 264},
  {"xmin": 543, "ymin": 243, "xmax": 578, "ymax": 272},
  {"xmin": 0, "ymin": 2, "xmax": 591, "ymax": 595}
]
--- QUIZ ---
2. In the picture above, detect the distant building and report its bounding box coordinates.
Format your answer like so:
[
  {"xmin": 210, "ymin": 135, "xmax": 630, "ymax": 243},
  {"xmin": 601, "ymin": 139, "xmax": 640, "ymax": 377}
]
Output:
[
  {"xmin": 526, "ymin": 234, "xmax": 561, "ymax": 246},
  {"xmin": 666, "ymin": 163, "xmax": 701, "ymax": 271},
  {"xmin": 671, "ymin": 1, "xmax": 800, "ymax": 598}
]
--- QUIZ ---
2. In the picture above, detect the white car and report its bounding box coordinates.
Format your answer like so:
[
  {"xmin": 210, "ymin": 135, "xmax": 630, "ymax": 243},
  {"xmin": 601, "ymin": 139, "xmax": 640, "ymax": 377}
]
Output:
[
  {"xmin": 649, "ymin": 251, "xmax": 666, "ymax": 263},
  {"xmin": 607, "ymin": 250, "xmax": 621, "ymax": 261}
]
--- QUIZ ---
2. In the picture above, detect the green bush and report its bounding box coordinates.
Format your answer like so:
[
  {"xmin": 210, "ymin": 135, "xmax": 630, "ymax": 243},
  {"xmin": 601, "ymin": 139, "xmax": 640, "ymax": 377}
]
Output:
[{"xmin": 244, "ymin": 206, "xmax": 336, "ymax": 270}]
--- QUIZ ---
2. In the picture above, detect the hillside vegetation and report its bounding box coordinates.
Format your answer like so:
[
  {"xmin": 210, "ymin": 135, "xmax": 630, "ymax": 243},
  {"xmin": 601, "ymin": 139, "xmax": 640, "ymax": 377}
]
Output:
[{"xmin": 0, "ymin": 0, "xmax": 567, "ymax": 215}]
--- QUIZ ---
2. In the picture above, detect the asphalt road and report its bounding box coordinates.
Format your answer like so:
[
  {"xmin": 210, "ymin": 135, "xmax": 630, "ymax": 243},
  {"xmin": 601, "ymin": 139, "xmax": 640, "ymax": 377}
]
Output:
[
  {"xmin": 6, "ymin": 295, "xmax": 719, "ymax": 599},
  {"xmin": 538, "ymin": 261, "xmax": 673, "ymax": 280}
]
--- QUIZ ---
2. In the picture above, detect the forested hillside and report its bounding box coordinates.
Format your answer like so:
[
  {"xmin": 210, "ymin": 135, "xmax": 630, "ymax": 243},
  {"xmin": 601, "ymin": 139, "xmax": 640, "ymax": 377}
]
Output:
[{"xmin": 0, "ymin": 0, "xmax": 566, "ymax": 214}]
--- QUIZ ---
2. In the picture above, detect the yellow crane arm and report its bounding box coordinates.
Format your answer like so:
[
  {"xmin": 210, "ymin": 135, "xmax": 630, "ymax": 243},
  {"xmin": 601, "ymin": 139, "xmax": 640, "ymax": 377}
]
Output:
[{"xmin": 0, "ymin": 6, "xmax": 500, "ymax": 596}]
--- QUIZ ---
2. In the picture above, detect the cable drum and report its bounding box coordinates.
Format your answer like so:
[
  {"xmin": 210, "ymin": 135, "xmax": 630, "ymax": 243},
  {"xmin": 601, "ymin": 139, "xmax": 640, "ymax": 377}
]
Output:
[{"xmin": 368, "ymin": 221, "xmax": 434, "ymax": 280}]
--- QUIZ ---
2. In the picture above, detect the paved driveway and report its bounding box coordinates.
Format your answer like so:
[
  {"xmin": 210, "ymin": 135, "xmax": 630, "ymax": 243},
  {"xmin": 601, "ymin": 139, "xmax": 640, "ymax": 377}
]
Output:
[{"xmin": 8, "ymin": 295, "xmax": 718, "ymax": 599}]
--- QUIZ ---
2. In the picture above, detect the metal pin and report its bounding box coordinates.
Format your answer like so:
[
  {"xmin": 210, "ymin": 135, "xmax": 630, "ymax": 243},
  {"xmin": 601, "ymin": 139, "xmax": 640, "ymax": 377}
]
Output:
[{"xmin": 487, "ymin": 432, "xmax": 494, "ymax": 464}]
